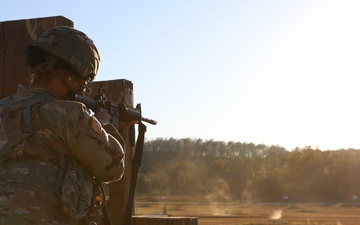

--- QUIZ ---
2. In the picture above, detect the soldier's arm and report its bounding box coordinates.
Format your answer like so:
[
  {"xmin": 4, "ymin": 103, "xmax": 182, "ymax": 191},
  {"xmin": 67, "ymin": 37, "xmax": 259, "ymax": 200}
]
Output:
[{"xmin": 43, "ymin": 101, "xmax": 125, "ymax": 182}]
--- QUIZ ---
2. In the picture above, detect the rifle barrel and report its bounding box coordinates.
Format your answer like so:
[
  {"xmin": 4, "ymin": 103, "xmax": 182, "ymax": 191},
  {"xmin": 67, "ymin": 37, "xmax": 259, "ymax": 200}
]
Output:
[{"xmin": 142, "ymin": 117, "xmax": 157, "ymax": 125}]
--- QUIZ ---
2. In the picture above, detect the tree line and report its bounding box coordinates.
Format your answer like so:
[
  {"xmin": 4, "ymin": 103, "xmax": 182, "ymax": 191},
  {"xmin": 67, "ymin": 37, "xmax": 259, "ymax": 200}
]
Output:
[{"xmin": 135, "ymin": 138, "xmax": 360, "ymax": 202}]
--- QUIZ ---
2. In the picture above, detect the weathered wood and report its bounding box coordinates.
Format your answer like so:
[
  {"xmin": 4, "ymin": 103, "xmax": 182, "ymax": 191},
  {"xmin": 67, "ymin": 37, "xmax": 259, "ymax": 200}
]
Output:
[
  {"xmin": 0, "ymin": 16, "xmax": 73, "ymax": 98},
  {"xmin": 89, "ymin": 79, "xmax": 135, "ymax": 225},
  {"xmin": 132, "ymin": 216, "xmax": 198, "ymax": 225}
]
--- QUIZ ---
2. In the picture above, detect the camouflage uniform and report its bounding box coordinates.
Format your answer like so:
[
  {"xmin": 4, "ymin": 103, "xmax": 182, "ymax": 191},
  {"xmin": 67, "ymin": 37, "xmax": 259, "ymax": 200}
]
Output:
[{"xmin": 0, "ymin": 85, "xmax": 125, "ymax": 224}]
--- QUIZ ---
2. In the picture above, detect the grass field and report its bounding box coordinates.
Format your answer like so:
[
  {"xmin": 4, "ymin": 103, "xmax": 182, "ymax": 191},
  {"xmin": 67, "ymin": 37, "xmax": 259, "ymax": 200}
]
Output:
[{"xmin": 134, "ymin": 198, "xmax": 360, "ymax": 225}]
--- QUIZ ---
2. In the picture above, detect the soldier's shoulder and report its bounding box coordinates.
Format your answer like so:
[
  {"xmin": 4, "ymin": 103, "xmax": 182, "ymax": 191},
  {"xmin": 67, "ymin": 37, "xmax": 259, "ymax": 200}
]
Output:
[
  {"xmin": 40, "ymin": 99, "xmax": 87, "ymax": 117},
  {"xmin": 46, "ymin": 99, "xmax": 85, "ymax": 109},
  {"xmin": 54, "ymin": 99, "xmax": 85, "ymax": 108}
]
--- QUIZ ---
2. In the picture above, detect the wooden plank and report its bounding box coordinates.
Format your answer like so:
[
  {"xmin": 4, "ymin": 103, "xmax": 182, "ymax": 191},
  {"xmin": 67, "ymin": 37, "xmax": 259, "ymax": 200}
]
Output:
[
  {"xmin": 132, "ymin": 216, "xmax": 198, "ymax": 225},
  {"xmin": 89, "ymin": 79, "xmax": 135, "ymax": 225},
  {"xmin": 0, "ymin": 16, "xmax": 73, "ymax": 98}
]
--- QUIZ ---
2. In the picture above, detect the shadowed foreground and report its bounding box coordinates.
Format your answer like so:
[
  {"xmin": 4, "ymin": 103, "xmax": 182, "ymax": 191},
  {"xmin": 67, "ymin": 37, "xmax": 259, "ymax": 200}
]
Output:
[{"xmin": 134, "ymin": 201, "xmax": 360, "ymax": 225}]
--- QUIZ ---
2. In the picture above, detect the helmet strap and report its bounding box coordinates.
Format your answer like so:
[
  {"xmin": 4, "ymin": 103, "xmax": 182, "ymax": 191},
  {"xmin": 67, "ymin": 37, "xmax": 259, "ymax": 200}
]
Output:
[{"xmin": 84, "ymin": 83, "xmax": 92, "ymax": 95}]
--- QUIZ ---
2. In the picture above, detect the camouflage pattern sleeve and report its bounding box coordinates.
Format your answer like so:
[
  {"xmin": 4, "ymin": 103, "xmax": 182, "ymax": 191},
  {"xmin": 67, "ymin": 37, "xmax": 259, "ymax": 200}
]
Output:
[{"xmin": 36, "ymin": 100, "xmax": 125, "ymax": 182}]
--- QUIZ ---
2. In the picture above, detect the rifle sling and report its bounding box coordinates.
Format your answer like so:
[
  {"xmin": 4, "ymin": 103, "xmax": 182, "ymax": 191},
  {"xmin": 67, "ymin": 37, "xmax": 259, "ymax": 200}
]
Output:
[{"xmin": 124, "ymin": 122, "xmax": 146, "ymax": 225}]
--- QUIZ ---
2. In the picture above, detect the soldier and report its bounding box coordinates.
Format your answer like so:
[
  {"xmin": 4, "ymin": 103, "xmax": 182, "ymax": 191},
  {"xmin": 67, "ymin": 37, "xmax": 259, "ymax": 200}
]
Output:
[{"xmin": 0, "ymin": 26, "xmax": 127, "ymax": 224}]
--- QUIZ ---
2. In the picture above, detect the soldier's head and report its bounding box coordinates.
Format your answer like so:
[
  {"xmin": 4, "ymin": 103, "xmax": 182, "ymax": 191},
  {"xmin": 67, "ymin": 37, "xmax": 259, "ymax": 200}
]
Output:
[{"xmin": 26, "ymin": 26, "xmax": 100, "ymax": 96}]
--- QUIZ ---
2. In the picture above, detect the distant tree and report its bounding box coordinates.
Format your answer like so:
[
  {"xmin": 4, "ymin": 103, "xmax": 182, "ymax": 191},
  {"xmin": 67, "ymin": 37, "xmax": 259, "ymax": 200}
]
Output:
[{"xmin": 138, "ymin": 137, "xmax": 360, "ymax": 203}]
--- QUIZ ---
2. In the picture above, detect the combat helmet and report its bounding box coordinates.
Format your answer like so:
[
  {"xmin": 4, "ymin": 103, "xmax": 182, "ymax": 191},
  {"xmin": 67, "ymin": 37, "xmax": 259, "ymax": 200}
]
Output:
[{"xmin": 31, "ymin": 26, "xmax": 100, "ymax": 81}]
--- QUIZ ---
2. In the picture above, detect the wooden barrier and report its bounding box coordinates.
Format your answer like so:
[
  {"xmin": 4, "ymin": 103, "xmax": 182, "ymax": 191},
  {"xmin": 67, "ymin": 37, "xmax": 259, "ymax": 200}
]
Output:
[
  {"xmin": 88, "ymin": 79, "xmax": 134, "ymax": 224},
  {"xmin": 0, "ymin": 16, "xmax": 73, "ymax": 98}
]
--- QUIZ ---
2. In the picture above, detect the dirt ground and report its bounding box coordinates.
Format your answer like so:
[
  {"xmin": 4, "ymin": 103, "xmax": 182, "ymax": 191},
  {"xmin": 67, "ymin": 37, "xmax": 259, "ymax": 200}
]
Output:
[{"xmin": 134, "ymin": 201, "xmax": 360, "ymax": 225}]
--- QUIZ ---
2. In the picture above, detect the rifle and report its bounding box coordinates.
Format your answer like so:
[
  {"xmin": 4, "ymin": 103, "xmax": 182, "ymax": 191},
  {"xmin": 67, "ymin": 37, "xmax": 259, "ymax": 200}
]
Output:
[{"xmin": 72, "ymin": 91, "xmax": 157, "ymax": 127}]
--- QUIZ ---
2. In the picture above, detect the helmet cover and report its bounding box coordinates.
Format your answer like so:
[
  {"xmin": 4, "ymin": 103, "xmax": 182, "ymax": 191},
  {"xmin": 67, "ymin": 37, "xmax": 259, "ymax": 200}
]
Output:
[{"xmin": 31, "ymin": 26, "xmax": 100, "ymax": 80}]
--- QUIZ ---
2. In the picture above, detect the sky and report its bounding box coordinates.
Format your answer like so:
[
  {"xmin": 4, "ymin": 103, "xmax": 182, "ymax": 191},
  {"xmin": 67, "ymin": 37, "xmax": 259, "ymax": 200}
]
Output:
[{"xmin": 2, "ymin": 0, "xmax": 360, "ymax": 151}]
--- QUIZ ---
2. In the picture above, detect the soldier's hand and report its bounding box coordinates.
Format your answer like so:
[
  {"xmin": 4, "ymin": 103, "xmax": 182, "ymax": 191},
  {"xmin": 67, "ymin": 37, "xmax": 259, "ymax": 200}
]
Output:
[{"xmin": 119, "ymin": 120, "xmax": 137, "ymax": 128}]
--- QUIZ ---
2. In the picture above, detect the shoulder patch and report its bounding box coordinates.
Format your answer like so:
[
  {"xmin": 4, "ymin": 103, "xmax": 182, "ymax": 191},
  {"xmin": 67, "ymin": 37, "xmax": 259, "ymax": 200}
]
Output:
[{"xmin": 91, "ymin": 116, "xmax": 102, "ymax": 135}]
